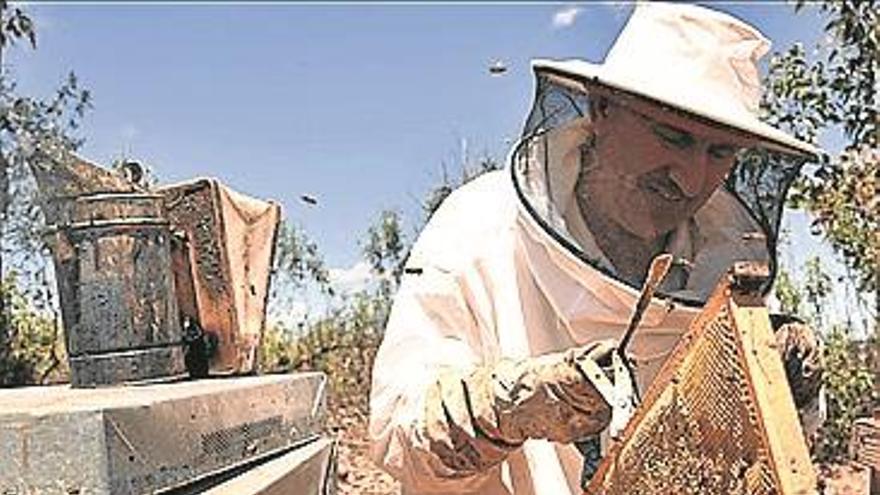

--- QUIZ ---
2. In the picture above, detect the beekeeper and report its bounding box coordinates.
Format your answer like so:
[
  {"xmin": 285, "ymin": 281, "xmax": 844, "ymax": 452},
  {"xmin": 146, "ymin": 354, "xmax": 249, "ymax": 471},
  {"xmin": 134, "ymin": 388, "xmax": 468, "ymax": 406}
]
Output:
[{"xmin": 369, "ymin": 3, "xmax": 822, "ymax": 494}]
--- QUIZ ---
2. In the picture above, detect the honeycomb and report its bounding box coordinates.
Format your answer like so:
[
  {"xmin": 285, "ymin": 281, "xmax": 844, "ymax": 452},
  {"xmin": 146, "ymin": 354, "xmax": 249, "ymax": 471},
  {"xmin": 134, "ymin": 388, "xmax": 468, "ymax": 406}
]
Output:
[{"xmin": 585, "ymin": 265, "xmax": 816, "ymax": 494}]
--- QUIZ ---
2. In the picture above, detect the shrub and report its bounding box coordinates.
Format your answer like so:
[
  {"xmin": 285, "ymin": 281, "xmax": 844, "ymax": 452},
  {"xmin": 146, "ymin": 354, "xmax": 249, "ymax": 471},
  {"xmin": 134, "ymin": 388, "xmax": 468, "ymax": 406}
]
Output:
[
  {"xmin": 813, "ymin": 326, "xmax": 875, "ymax": 462},
  {"xmin": 0, "ymin": 276, "xmax": 67, "ymax": 386}
]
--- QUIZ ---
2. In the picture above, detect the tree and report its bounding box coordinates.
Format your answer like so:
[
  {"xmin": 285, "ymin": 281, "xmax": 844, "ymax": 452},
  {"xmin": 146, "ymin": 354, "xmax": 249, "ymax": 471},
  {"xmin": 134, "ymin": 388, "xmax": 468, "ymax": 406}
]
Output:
[
  {"xmin": 422, "ymin": 156, "xmax": 501, "ymax": 222},
  {"xmin": 1, "ymin": 1, "xmax": 90, "ymax": 384},
  {"xmin": 261, "ymin": 212, "xmax": 409, "ymax": 412},
  {"xmin": 775, "ymin": 257, "xmax": 876, "ymax": 461},
  {"xmin": 0, "ymin": 276, "xmax": 65, "ymax": 385},
  {"xmin": 362, "ymin": 209, "xmax": 407, "ymax": 301},
  {"xmin": 762, "ymin": 0, "xmax": 878, "ymax": 324},
  {"xmin": 264, "ymin": 219, "xmax": 332, "ymax": 340},
  {"xmin": 763, "ymin": 1, "xmax": 879, "ymax": 462},
  {"xmin": 271, "ymin": 221, "xmax": 331, "ymax": 293}
]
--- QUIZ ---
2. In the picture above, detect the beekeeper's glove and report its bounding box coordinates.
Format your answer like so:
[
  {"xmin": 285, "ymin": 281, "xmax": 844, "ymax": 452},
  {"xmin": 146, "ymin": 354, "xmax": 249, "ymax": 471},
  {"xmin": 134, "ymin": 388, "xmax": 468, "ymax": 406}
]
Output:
[
  {"xmin": 771, "ymin": 315, "xmax": 825, "ymax": 444},
  {"xmin": 421, "ymin": 340, "xmax": 631, "ymax": 475}
]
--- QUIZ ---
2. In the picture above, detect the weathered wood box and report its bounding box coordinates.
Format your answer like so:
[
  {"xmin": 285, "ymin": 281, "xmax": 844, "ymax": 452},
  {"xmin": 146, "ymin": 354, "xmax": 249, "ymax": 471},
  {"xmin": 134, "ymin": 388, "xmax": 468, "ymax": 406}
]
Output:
[{"xmin": 851, "ymin": 410, "xmax": 880, "ymax": 493}]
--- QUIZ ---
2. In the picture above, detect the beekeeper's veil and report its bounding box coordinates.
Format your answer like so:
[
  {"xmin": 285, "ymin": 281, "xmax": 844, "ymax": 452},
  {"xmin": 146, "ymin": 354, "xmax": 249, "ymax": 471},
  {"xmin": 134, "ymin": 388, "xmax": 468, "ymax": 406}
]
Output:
[{"xmin": 511, "ymin": 2, "xmax": 817, "ymax": 306}]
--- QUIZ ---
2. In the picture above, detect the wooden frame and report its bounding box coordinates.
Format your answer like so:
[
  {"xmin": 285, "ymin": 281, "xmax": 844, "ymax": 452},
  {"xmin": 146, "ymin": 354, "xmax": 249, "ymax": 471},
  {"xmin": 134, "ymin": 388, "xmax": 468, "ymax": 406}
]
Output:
[{"xmin": 585, "ymin": 262, "xmax": 816, "ymax": 494}]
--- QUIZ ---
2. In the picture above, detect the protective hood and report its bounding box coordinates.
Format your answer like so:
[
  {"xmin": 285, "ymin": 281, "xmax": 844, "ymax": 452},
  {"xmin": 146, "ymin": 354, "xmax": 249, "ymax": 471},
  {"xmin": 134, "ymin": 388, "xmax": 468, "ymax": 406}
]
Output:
[{"xmin": 511, "ymin": 70, "xmax": 810, "ymax": 305}]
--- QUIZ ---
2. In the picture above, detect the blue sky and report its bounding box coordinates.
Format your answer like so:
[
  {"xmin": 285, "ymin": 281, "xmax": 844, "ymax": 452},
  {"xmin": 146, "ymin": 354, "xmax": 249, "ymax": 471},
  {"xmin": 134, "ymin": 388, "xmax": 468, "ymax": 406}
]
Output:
[{"xmin": 11, "ymin": 1, "xmax": 854, "ymax": 319}]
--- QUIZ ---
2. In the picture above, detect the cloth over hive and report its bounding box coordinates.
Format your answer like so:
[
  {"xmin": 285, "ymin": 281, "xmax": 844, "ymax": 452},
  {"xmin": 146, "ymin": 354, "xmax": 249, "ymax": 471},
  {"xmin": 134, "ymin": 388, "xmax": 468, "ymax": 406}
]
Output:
[{"xmin": 584, "ymin": 263, "xmax": 816, "ymax": 494}]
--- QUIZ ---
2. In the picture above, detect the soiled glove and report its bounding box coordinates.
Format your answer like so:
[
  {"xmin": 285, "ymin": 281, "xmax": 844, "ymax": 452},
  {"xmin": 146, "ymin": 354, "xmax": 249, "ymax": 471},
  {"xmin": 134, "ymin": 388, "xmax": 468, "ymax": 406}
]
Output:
[
  {"xmin": 421, "ymin": 341, "xmax": 617, "ymax": 475},
  {"xmin": 771, "ymin": 315, "xmax": 825, "ymax": 440}
]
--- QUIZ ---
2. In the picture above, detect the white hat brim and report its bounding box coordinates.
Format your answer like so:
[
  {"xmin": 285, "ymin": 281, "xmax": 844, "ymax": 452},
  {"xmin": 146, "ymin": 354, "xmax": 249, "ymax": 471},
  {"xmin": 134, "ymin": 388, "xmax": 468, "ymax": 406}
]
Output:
[{"xmin": 533, "ymin": 59, "xmax": 819, "ymax": 158}]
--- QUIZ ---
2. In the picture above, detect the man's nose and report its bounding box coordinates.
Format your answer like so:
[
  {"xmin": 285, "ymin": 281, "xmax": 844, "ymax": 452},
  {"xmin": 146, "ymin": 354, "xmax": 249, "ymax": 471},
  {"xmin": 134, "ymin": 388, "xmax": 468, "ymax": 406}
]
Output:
[{"xmin": 668, "ymin": 153, "xmax": 707, "ymax": 198}]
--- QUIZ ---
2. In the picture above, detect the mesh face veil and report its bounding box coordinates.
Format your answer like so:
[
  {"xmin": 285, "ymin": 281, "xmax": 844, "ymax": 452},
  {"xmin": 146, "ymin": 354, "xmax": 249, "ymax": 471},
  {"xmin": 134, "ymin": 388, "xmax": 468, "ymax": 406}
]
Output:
[{"xmin": 511, "ymin": 71, "xmax": 811, "ymax": 305}]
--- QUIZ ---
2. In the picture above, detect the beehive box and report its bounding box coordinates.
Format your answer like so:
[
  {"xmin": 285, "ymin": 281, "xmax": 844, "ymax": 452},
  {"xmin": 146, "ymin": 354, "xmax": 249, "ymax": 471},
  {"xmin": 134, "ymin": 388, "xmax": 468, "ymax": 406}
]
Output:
[
  {"xmin": 851, "ymin": 411, "xmax": 880, "ymax": 493},
  {"xmin": 0, "ymin": 373, "xmax": 326, "ymax": 494}
]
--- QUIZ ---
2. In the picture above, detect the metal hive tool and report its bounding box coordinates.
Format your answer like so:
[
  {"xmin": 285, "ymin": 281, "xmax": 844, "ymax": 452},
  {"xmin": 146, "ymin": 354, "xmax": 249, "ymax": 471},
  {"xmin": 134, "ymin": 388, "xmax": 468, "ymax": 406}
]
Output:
[{"xmin": 585, "ymin": 262, "xmax": 817, "ymax": 495}]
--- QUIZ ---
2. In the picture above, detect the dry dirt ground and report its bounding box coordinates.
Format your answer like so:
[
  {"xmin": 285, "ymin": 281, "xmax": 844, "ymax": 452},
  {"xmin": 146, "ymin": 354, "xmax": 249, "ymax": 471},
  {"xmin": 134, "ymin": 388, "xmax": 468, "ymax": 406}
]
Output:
[
  {"xmin": 329, "ymin": 406, "xmax": 401, "ymax": 495},
  {"xmin": 328, "ymin": 408, "xmax": 872, "ymax": 494}
]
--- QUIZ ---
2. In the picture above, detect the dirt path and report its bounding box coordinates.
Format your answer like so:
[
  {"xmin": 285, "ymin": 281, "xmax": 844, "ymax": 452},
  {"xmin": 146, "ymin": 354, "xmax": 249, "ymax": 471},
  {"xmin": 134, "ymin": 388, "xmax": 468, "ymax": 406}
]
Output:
[{"xmin": 329, "ymin": 406, "xmax": 401, "ymax": 495}]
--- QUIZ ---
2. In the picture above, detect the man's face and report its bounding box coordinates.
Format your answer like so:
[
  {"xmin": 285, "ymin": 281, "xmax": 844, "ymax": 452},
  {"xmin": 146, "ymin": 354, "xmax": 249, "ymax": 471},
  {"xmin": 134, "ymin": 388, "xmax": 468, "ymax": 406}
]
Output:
[{"xmin": 581, "ymin": 97, "xmax": 755, "ymax": 240}]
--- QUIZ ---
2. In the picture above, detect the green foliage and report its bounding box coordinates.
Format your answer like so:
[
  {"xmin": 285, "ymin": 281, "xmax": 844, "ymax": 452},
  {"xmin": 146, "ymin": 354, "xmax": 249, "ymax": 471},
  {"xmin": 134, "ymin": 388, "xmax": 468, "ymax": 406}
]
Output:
[
  {"xmin": 794, "ymin": 147, "xmax": 878, "ymax": 298},
  {"xmin": 267, "ymin": 220, "xmax": 332, "ymax": 327},
  {"xmin": 764, "ymin": 1, "xmax": 878, "ymax": 461},
  {"xmin": 261, "ymin": 291, "xmax": 387, "ymax": 412},
  {"xmin": 273, "ymin": 220, "xmax": 331, "ymax": 291},
  {"xmin": 262, "ymin": 210, "xmax": 402, "ymax": 412},
  {"xmin": 764, "ymin": 1, "xmax": 877, "ymax": 147},
  {"xmin": 803, "ymin": 256, "xmax": 833, "ymax": 326},
  {"xmin": 1, "ymin": 2, "xmax": 88, "ymax": 385},
  {"xmin": 0, "ymin": 275, "xmax": 67, "ymax": 386},
  {"xmin": 774, "ymin": 268, "xmax": 803, "ymax": 316},
  {"xmin": 763, "ymin": 0, "xmax": 879, "ymax": 308},
  {"xmin": 814, "ymin": 327, "xmax": 874, "ymax": 462},
  {"xmin": 776, "ymin": 257, "xmax": 876, "ymax": 461},
  {"xmin": 362, "ymin": 209, "xmax": 406, "ymax": 299},
  {"xmin": 259, "ymin": 322, "xmax": 295, "ymax": 371}
]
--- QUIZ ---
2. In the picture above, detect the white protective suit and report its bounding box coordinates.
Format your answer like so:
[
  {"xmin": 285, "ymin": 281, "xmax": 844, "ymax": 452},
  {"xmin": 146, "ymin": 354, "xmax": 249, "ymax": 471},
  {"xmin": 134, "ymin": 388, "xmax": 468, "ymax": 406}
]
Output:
[
  {"xmin": 369, "ymin": 4, "xmax": 814, "ymax": 494},
  {"xmin": 369, "ymin": 166, "xmax": 774, "ymax": 494}
]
